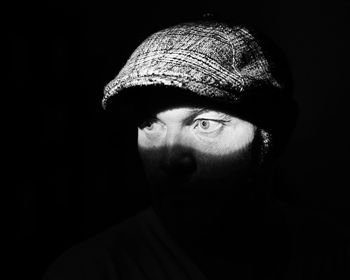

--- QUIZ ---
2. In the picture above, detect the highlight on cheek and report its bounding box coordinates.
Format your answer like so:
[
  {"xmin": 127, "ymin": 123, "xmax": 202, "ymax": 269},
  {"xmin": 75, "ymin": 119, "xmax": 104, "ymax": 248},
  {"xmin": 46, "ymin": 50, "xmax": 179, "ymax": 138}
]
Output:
[{"xmin": 193, "ymin": 122, "xmax": 256, "ymax": 155}]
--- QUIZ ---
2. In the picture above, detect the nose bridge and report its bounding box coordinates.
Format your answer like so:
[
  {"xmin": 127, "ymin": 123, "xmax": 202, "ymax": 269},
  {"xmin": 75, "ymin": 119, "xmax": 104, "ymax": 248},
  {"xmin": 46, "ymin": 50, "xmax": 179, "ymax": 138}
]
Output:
[
  {"xmin": 160, "ymin": 124, "xmax": 196, "ymax": 176},
  {"xmin": 164, "ymin": 125, "xmax": 190, "ymax": 160},
  {"xmin": 165, "ymin": 125, "xmax": 184, "ymax": 150}
]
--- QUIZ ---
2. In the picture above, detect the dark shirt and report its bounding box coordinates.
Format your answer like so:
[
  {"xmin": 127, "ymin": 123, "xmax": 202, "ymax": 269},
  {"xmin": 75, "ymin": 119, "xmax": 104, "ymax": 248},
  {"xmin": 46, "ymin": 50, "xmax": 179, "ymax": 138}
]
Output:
[{"xmin": 43, "ymin": 202, "xmax": 349, "ymax": 279}]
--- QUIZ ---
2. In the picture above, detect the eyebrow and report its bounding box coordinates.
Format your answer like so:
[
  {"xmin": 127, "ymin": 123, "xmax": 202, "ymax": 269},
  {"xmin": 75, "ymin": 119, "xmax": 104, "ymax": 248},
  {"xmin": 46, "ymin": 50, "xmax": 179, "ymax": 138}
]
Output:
[
  {"xmin": 179, "ymin": 108, "xmax": 207, "ymax": 123},
  {"xmin": 183, "ymin": 108, "xmax": 229, "ymax": 123},
  {"xmin": 188, "ymin": 108, "xmax": 210, "ymax": 118},
  {"xmin": 140, "ymin": 108, "xmax": 230, "ymax": 125}
]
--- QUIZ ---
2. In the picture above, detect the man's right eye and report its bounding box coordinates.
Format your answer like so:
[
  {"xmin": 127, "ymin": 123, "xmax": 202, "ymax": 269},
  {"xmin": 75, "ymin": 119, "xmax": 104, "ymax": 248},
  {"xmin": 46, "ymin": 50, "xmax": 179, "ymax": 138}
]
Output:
[
  {"xmin": 139, "ymin": 120, "xmax": 154, "ymax": 129},
  {"xmin": 139, "ymin": 118, "xmax": 162, "ymax": 132}
]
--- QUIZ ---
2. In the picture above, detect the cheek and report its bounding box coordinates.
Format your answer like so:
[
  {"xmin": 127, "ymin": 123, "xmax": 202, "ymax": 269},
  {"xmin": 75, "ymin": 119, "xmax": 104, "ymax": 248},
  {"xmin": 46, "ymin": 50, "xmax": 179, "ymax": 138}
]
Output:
[
  {"xmin": 194, "ymin": 144, "xmax": 254, "ymax": 183},
  {"xmin": 195, "ymin": 125, "xmax": 255, "ymax": 156},
  {"xmin": 138, "ymin": 143, "xmax": 254, "ymax": 188},
  {"xmin": 138, "ymin": 146, "xmax": 160, "ymax": 175},
  {"xmin": 192, "ymin": 123, "xmax": 256, "ymax": 185}
]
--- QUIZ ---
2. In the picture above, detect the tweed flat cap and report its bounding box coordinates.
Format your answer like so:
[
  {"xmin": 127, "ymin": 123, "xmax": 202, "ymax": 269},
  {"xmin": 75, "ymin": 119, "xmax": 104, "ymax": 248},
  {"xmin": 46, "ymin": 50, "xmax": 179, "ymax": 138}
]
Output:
[{"xmin": 102, "ymin": 21, "xmax": 286, "ymax": 110}]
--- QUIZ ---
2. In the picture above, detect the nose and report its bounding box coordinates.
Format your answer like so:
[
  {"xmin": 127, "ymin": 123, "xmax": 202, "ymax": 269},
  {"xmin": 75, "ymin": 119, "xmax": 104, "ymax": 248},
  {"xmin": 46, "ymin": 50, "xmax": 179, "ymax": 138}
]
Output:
[{"xmin": 160, "ymin": 128, "xmax": 196, "ymax": 178}]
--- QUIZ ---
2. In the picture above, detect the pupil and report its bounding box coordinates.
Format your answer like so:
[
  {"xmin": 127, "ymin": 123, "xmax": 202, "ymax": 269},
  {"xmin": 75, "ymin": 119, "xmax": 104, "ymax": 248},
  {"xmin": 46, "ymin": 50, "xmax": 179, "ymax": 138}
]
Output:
[
  {"xmin": 141, "ymin": 120, "xmax": 153, "ymax": 129},
  {"xmin": 201, "ymin": 120, "xmax": 209, "ymax": 129}
]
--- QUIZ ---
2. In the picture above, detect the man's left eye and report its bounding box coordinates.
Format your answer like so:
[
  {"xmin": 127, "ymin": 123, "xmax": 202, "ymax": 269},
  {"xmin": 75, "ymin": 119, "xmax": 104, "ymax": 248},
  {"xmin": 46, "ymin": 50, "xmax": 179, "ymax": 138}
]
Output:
[{"xmin": 194, "ymin": 119, "xmax": 223, "ymax": 133}]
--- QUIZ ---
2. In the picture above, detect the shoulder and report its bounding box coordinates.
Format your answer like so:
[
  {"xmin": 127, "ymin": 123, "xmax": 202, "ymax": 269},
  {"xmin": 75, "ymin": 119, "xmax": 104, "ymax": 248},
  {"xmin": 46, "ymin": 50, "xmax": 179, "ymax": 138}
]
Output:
[
  {"xmin": 43, "ymin": 209, "xmax": 151, "ymax": 280},
  {"xmin": 43, "ymin": 240, "xmax": 116, "ymax": 280}
]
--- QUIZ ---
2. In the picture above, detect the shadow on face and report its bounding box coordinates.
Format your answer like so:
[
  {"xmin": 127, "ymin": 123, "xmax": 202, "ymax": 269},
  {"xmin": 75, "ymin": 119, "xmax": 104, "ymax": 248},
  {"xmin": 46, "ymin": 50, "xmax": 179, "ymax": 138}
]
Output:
[
  {"xmin": 110, "ymin": 86, "xmax": 269, "ymax": 201},
  {"xmin": 136, "ymin": 104, "xmax": 261, "ymax": 223},
  {"xmin": 138, "ymin": 135, "xmax": 256, "ymax": 195},
  {"xmin": 109, "ymin": 86, "xmax": 275, "ymax": 214},
  {"xmin": 105, "ymin": 86, "xmax": 289, "ymax": 265},
  {"xmin": 104, "ymin": 85, "xmax": 294, "ymax": 268}
]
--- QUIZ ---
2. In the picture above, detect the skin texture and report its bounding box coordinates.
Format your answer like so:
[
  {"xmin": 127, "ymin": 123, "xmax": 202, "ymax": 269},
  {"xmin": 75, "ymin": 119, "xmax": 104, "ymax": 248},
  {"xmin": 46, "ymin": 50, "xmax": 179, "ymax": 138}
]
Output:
[
  {"xmin": 138, "ymin": 108, "xmax": 256, "ymax": 156},
  {"xmin": 138, "ymin": 107, "xmax": 257, "ymax": 194},
  {"xmin": 137, "ymin": 106, "xmax": 265, "ymax": 262}
]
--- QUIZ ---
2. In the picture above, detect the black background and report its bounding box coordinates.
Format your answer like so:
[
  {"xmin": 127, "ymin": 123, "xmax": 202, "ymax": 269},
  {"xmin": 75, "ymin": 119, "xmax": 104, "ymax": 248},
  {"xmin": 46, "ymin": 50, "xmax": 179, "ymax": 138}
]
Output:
[{"xmin": 12, "ymin": 1, "xmax": 350, "ymax": 279}]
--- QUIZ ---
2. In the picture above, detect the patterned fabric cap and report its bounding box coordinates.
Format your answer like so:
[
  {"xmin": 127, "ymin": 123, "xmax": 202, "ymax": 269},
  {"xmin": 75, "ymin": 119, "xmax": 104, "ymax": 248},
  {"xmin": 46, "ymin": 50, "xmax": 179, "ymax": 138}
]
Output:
[
  {"xmin": 102, "ymin": 21, "xmax": 285, "ymax": 110},
  {"xmin": 102, "ymin": 21, "xmax": 297, "ymax": 160}
]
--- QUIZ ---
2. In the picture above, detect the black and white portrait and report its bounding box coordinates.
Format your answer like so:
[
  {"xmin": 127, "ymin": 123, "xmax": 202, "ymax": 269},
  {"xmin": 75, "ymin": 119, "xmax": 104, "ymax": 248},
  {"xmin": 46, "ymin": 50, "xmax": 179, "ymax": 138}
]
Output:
[{"xmin": 13, "ymin": 1, "xmax": 350, "ymax": 279}]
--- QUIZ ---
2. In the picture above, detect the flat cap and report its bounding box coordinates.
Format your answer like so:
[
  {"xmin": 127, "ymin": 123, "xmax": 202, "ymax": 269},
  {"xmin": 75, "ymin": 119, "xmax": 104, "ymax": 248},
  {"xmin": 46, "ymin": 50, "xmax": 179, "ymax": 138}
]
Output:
[
  {"xmin": 103, "ymin": 20, "xmax": 297, "ymax": 159},
  {"xmin": 102, "ymin": 21, "xmax": 285, "ymax": 110}
]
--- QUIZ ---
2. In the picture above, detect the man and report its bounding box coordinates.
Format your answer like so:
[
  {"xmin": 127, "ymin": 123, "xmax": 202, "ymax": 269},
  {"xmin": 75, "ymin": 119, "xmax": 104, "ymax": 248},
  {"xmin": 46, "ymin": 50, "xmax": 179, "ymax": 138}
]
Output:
[{"xmin": 44, "ymin": 20, "xmax": 349, "ymax": 280}]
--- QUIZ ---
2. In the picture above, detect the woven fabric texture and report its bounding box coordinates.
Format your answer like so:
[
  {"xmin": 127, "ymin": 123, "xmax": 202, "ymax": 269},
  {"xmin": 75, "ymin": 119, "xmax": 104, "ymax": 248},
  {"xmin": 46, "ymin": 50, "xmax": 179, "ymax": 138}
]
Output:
[{"xmin": 102, "ymin": 21, "xmax": 282, "ymax": 109}]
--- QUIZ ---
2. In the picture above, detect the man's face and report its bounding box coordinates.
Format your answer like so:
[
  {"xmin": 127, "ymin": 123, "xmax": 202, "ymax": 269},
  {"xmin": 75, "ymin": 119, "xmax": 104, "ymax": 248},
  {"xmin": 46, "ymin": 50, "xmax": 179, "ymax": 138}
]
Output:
[{"xmin": 137, "ymin": 106, "xmax": 257, "ymax": 200}]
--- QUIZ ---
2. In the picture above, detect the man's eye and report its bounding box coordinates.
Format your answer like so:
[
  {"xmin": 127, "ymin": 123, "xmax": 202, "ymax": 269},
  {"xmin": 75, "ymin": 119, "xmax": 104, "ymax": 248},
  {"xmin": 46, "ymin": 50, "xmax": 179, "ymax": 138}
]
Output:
[
  {"xmin": 194, "ymin": 119, "xmax": 223, "ymax": 133},
  {"xmin": 141, "ymin": 120, "xmax": 155, "ymax": 130},
  {"xmin": 139, "ymin": 118, "xmax": 162, "ymax": 132}
]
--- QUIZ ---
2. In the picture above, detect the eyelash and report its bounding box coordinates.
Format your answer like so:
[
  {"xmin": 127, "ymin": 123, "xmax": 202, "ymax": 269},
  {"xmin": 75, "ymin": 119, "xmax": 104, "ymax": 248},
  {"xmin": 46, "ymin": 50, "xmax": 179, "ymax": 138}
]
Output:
[
  {"xmin": 138, "ymin": 117, "xmax": 158, "ymax": 129},
  {"xmin": 194, "ymin": 118, "xmax": 229, "ymax": 125},
  {"xmin": 139, "ymin": 118, "xmax": 229, "ymax": 129},
  {"xmin": 139, "ymin": 118, "xmax": 230, "ymax": 134}
]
